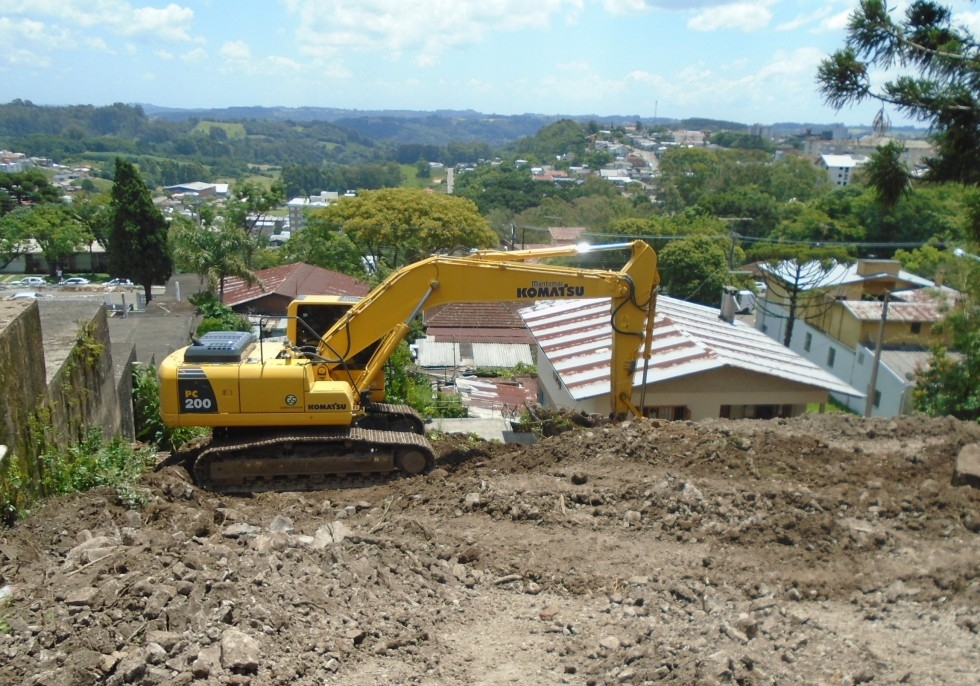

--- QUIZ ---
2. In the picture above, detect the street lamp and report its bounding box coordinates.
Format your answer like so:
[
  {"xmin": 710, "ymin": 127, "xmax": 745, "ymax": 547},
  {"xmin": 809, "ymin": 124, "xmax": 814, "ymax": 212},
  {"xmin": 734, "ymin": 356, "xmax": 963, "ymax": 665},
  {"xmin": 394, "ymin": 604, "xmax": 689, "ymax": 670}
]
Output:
[{"xmin": 952, "ymin": 247, "xmax": 980, "ymax": 263}]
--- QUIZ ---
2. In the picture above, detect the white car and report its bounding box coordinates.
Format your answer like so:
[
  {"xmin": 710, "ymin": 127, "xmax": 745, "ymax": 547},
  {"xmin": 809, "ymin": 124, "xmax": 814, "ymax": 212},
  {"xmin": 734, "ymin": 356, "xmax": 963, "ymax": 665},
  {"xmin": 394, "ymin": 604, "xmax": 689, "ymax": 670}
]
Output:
[
  {"xmin": 105, "ymin": 278, "xmax": 134, "ymax": 286},
  {"xmin": 8, "ymin": 291, "xmax": 48, "ymax": 300},
  {"xmin": 11, "ymin": 276, "xmax": 47, "ymax": 287},
  {"xmin": 60, "ymin": 277, "xmax": 90, "ymax": 286}
]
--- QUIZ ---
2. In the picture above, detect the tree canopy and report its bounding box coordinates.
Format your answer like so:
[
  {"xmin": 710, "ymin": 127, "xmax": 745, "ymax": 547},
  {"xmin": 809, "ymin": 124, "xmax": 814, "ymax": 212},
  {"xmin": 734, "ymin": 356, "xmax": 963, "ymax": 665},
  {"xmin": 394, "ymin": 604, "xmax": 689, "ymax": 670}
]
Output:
[
  {"xmin": 108, "ymin": 158, "xmax": 172, "ymax": 302},
  {"xmin": 818, "ymin": 0, "xmax": 980, "ymax": 198},
  {"xmin": 311, "ymin": 188, "xmax": 498, "ymax": 270}
]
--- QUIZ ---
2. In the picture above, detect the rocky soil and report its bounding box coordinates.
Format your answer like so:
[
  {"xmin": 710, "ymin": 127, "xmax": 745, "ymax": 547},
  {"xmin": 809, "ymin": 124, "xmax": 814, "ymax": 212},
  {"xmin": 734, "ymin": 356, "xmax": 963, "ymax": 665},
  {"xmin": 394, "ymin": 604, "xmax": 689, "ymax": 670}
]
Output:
[{"xmin": 1, "ymin": 414, "xmax": 979, "ymax": 685}]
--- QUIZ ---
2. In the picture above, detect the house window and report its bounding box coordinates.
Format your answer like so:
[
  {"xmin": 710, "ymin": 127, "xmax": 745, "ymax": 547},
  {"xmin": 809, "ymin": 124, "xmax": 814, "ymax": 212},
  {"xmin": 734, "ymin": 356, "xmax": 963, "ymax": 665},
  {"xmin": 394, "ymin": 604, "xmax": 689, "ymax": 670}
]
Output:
[
  {"xmin": 857, "ymin": 352, "xmax": 865, "ymax": 365},
  {"xmin": 827, "ymin": 348, "xmax": 836, "ymax": 367},
  {"xmin": 644, "ymin": 406, "xmax": 689, "ymax": 421},
  {"xmin": 910, "ymin": 322, "xmax": 922, "ymax": 334},
  {"xmin": 873, "ymin": 390, "xmax": 882, "ymax": 408},
  {"xmin": 804, "ymin": 333, "xmax": 812, "ymax": 352}
]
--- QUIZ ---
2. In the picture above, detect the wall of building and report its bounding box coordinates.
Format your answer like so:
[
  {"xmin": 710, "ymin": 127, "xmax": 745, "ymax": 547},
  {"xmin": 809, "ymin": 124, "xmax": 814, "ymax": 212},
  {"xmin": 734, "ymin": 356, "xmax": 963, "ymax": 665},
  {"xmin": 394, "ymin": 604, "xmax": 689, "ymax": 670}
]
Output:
[
  {"xmin": 756, "ymin": 301, "xmax": 923, "ymax": 416},
  {"xmin": 535, "ymin": 347, "xmax": 827, "ymax": 421},
  {"xmin": 0, "ymin": 301, "xmax": 132, "ymax": 514}
]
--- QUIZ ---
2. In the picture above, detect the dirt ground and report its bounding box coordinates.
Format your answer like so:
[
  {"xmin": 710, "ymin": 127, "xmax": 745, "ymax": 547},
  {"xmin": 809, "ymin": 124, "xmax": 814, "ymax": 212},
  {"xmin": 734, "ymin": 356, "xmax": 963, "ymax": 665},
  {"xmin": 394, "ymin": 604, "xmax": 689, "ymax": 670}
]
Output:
[{"xmin": 1, "ymin": 413, "xmax": 979, "ymax": 685}]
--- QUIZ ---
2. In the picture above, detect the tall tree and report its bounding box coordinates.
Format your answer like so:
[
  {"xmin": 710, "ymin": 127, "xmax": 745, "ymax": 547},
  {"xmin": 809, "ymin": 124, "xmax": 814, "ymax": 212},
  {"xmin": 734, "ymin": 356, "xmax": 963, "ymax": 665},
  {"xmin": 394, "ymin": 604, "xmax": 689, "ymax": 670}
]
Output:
[
  {"xmin": 751, "ymin": 244, "xmax": 854, "ymax": 347},
  {"xmin": 658, "ymin": 234, "xmax": 733, "ymax": 307},
  {"xmin": 0, "ymin": 169, "xmax": 62, "ymax": 216},
  {"xmin": 223, "ymin": 181, "xmax": 287, "ymax": 241},
  {"xmin": 914, "ymin": 302, "xmax": 980, "ymax": 421},
  {"xmin": 108, "ymin": 158, "xmax": 172, "ymax": 303},
  {"xmin": 817, "ymin": 0, "xmax": 980, "ymax": 213}
]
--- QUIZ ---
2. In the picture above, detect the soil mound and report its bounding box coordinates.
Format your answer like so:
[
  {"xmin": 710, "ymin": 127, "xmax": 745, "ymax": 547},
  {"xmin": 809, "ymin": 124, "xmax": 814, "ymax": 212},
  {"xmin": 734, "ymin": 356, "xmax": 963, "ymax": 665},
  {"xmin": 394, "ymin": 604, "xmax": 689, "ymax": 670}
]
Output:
[{"xmin": 1, "ymin": 415, "xmax": 979, "ymax": 685}]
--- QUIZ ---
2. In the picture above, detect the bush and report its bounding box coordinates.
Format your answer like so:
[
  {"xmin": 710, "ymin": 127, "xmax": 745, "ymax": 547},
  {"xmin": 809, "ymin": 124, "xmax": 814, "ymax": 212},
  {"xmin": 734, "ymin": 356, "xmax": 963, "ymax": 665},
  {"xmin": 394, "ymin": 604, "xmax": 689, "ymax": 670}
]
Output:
[
  {"xmin": 188, "ymin": 292, "xmax": 251, "ymax": 336},
  {"xmin": 38, "ymin": 428, "xmax": 156, "ymax": 508}
]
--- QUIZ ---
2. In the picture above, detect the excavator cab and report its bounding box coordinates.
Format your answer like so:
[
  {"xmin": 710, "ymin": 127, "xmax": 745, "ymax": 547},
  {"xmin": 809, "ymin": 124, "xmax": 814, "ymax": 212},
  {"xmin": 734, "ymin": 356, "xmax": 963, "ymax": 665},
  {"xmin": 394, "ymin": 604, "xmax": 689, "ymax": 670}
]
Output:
[{"xmin": 285, "ymin": 295, "xmax": 385, "ymax": 400}]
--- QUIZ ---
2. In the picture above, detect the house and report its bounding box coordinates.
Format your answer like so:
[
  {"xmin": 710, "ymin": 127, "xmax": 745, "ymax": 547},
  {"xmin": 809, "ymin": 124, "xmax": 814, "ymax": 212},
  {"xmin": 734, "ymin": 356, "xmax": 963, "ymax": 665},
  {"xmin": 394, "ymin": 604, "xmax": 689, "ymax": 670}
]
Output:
[
  {"xmin": 412, "ymin": 302, "xmax": 537, "ymax": 418},
  {"xmin": 756, "ymin": 258, "xmax": 958, "ymax": 416},
  {"xmin": 415, "ymin": 302, "xmax": 535, "ymax": 373},
  {"xmin": 220, "ymin": 263, "xmax": 370, "ymax": 316},
  {"xmin": 520, "ymin": 296, "xmax": 860, "ymax": 420},
  {"xmin": 817, "ymin": 154, "xmax": 867, "ymax": 186}
]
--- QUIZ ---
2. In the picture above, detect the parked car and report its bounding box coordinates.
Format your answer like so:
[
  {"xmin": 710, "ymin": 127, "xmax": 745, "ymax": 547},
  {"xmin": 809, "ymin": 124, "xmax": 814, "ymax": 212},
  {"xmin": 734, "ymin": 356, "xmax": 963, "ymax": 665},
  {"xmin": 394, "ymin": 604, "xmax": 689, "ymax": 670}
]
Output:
[
  {"xmin": 105, "ymin": 278, "xmax": 134, "ymax": 286},
  {"xmin": 60, "ymin": 277, "xmax": 90, "ymax": 286},
  {"xmin": 7, "ymin": 291, "xmax": 48, "ymax": 300},
  {"xmin": 10, "ymin": 276, "xmax": 47, "ymax": 287}
]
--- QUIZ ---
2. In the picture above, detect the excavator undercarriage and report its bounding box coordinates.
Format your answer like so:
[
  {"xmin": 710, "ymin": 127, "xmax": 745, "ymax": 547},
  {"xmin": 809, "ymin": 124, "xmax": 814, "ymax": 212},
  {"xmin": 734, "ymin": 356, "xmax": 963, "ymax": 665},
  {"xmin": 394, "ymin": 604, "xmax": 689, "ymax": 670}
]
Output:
[{"xmin": 185, "ymin": 404, "xmax": 433, "ymax": 493}]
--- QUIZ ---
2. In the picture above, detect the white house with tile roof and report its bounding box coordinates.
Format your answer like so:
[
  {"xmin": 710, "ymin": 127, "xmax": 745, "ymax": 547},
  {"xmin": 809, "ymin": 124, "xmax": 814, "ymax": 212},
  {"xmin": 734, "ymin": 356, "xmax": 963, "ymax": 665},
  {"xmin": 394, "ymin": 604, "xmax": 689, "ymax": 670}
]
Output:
[{"xmin": 519, "ymin": 296, "xmax": 861, "ymax": 421}]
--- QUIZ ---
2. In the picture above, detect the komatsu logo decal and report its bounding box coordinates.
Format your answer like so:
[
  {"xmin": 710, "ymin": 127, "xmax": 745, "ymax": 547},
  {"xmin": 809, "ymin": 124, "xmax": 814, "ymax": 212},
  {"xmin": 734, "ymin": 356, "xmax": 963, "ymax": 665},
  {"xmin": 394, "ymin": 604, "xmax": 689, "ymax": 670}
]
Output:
[
  {"xmin": 308, "ymin": 403, "xmax": 348, "ymax": 411},
  {"xmin": 517, "ymin": 281, "xmax": 586, "ymax": 298}
]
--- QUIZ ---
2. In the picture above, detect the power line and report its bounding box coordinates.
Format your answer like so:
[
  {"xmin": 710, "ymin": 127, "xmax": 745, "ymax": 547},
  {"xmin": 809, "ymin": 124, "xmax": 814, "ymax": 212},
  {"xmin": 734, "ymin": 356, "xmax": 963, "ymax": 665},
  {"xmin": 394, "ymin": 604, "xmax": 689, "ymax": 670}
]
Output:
[{"xmin": 514, "ymin": 225, "xmax": 946, "ymax": 251}]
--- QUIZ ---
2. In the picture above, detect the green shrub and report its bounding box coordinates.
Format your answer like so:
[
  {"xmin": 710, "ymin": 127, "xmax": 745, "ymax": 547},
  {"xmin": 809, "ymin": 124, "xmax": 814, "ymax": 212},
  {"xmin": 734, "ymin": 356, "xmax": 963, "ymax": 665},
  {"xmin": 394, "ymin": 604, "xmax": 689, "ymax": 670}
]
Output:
[
  {"xmin": 189, "ymin": 292, "xmax": 251, "ymax": 336},
  {"xmin": 38, "ymin": 428, "xmax": 157, "ymax": 509}
]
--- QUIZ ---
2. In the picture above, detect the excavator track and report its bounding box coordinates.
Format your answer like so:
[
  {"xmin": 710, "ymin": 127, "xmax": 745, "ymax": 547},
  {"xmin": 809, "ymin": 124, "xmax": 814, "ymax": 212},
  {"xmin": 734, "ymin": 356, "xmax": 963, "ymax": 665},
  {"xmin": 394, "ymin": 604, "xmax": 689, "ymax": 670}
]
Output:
[
  {"xmin": 361, "ymin": 402, "xmax": 426, "ymax": 434},
  {"xmin": 191, "ymin": 427, "xmax": 435, "ymax": 494}
]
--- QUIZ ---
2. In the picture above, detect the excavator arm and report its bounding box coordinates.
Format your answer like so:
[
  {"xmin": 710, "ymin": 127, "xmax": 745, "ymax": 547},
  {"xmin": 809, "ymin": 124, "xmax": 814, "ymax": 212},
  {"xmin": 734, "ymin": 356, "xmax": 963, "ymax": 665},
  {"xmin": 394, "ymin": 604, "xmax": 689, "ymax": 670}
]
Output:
[{"xmin": 313, "ymin": 240, "xmax": 659, "ymax": 418}]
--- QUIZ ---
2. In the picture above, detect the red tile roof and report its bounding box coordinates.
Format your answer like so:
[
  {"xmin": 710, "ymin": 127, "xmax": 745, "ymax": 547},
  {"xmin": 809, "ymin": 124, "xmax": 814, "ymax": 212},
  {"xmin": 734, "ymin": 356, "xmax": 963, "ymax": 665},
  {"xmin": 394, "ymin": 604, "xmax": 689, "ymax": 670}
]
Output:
[
  {"xmin": 547, "ymin": 226, "xmax": 585, "ymax": 243},
  {"xmin": 425, "ymin": 302, "xmax": 526, "ymax": 329},
  {"xmin": 221, "ymin": 263, "xmax": 370, "ymax": 308}
]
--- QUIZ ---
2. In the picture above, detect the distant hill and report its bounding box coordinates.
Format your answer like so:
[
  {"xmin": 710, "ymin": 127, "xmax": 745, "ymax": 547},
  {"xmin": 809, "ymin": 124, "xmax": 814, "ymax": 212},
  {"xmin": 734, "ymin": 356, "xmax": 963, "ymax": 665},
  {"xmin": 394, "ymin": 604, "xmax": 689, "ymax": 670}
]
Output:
[{"xmin": 137, "ymin": 104, "xmax": 801, "ymax": 146}]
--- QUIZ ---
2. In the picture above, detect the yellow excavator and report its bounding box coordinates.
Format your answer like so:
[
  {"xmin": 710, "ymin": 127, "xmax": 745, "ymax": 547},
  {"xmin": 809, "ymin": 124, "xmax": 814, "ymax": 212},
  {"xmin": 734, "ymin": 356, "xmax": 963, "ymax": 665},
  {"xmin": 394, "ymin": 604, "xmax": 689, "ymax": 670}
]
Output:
[{"xmin": 158, "ymin": 240, "xmax": 659, "ymax": 492}]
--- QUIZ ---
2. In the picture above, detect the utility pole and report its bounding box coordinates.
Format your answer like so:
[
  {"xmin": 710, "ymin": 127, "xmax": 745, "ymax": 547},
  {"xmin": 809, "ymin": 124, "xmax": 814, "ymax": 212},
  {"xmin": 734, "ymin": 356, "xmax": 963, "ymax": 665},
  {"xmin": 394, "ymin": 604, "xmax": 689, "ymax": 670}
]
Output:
[{"xmin": 865, "ymin": 291, "xmax": 889, "ymax": 417}]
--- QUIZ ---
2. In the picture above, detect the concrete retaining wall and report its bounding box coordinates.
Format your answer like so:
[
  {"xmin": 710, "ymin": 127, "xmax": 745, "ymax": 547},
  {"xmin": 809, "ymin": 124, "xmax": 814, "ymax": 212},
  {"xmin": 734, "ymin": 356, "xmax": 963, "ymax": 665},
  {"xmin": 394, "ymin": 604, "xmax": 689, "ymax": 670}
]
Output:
[{"xmin": 0, "ymin": 299, "xmax": 134, "ymax": 515}]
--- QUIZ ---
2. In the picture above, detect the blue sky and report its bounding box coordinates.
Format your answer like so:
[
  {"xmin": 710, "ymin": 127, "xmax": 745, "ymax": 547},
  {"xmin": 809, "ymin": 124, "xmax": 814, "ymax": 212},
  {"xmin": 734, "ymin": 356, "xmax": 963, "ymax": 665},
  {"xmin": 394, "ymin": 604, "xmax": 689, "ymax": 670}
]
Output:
[{"xmin": 2, "ymin": 1, "xmax": 979, "ymax": 126}]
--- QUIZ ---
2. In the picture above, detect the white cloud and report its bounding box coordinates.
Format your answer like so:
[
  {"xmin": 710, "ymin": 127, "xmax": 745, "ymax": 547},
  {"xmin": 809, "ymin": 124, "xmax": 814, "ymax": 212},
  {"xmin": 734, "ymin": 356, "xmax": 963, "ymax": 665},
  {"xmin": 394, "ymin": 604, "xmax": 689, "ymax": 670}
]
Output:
[
  {"xmin": 180, "ymin": 48, "xmax": 207, "ymax": 64},
  {"xmin": 219, "ymin": 40, "xmax": 302, "ymax": 77},
  {"xmin": 0, "ymin": 16, "xmax": 74, "ymax": 48},
  {"xmin": 124, "ymin": 4, "xmax": 196, "ymax": 42},
  {"xmin": 688, "ymin": 2, "xmax": 773, "ymax": 32},
  {"xmin": 2, "ymin": 1, "xmax": 199, "ymax": 44},
  {"xmin": 601, "ymin": 0, "xmax": 649, "ymax": 15},
  {"xmin": 955, "ymin": 10, "xmax": 980, "ymax": 37},
  {"xmin": 816, "ymin": 9, "xmax": 851, "ymax": 33},
  {"xmin": 220, "ymin": 41, "xmax": 252, "ymax": 62},
  {"xmin": 285, "ymin": 0, "xmax": 585, "ymax": 65},
  {"xmin": 775, "ymin": 6, "xmax": 836, "ymax": 32}
]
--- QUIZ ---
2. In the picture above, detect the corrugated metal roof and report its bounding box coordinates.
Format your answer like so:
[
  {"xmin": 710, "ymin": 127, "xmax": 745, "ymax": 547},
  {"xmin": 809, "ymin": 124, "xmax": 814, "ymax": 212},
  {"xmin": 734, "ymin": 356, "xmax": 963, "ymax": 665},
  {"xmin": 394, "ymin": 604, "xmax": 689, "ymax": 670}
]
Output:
[
  {"xmin": 842, "ymin": 285, "xmax": 959, "ymax": 322},
  {"xmin": 424, "ymin": 302, "xmax": 527, "ymax": 329},
  {"xmin": 415, "ymin": 341, "xmax": 459, "ymax": 367},
  {"xmin": 426, "ymin": 327, "xmax": 533, "ymax": 344},
  {"xmin": 414, "ymin": 340, "xmax": 532, "ymax": 369},
  {"xmin": 453, "ymin": 376, "xmax": 537, "ymax": 414},
  {"xmin": 842, "ymin": 299, "xmax": 947, "ymax": 323},
  {"xmin": 761, "ymin": 260, "xmax": 934, "ymax": 291},
  {"xmin": 472, "ymin": 342, "xmax": 533, "ymax": 368},
  {"xmin": 879, "ymin": 349, "xmax": 934, "ymax": 382},
  {"xmin": 520, "ymin": 297, "xmax": 862, "ymax": 399}
]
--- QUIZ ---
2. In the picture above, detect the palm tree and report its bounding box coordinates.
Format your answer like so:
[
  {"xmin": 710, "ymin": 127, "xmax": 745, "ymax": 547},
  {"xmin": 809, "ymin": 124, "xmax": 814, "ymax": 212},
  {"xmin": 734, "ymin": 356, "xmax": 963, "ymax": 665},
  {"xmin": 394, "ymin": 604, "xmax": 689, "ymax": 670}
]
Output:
[{"xmin": 169, "ymin": 216, "xmax": 258, "ymax": 300}]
